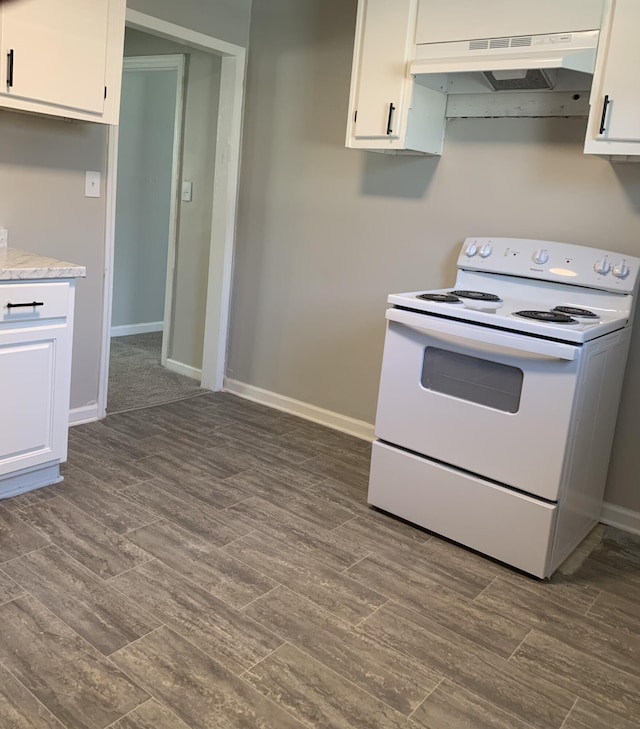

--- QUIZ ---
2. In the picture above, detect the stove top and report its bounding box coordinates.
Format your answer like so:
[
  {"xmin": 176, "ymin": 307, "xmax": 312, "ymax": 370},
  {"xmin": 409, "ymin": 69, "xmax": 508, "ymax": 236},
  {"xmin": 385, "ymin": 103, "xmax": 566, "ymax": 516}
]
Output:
[{"xmin": 389, "ymin": 239, "xmax": 640, "ymax": 344}]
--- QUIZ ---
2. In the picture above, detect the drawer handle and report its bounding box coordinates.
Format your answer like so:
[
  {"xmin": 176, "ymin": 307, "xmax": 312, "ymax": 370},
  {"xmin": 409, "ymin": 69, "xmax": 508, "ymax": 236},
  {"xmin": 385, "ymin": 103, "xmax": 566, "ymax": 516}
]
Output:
[
  {"xmin": 386, "ymin": 102, "xmax": 396, "ymax": 135},
  {"xmin": 599, "ymin": 94, "xmax": 610, "ymax": 135},
  {"xmin": 6, "ymin": 301, "xmax": 44, "ymax": 309},
  {"xmin": 6, "ymin": 49, "xmax": 13, "ymax": 88}
]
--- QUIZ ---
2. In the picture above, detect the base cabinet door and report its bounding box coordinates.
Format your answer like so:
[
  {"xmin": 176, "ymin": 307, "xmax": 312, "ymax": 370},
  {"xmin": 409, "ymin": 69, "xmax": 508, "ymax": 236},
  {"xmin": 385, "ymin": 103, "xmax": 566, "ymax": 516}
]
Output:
[
  {"xmin": 585, "ymin": 0, "xmax": 640, "ymax": 157},
  {"xmin": 0, "ymin": 325, "xmax": 69, "ymax": 477}
]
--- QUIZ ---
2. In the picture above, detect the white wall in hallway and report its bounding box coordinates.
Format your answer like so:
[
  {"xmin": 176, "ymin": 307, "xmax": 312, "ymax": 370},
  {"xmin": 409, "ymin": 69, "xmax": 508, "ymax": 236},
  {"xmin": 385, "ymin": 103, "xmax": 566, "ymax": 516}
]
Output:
[
  {"xmin": 112, "ymin": 66, "xmax": 177, "ymax": 332},
  {"xmin": 124, "ymin": 29, "xmax": 221, "ymax": 371}
]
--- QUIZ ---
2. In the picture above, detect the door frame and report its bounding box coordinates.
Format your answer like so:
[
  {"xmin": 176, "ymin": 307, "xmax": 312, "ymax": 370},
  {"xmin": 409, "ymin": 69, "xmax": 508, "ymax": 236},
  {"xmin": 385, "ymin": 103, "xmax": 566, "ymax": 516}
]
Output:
[
  {"xmin": 98, "ymin": 9, "xmax": 247, "ymax": 417},
  {"xmin": 117, "ymin": 54, "xmax": 185, "ymax": 368}
]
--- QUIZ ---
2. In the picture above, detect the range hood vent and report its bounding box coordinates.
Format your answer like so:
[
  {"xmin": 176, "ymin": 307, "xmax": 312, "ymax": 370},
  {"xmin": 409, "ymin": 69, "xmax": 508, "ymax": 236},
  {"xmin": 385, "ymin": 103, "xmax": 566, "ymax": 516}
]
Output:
[
  {"xmin": 411, "ymin": 30, "xmax": 600, "ymax": 90},
  {"xmin": 484, "ymin": 69, "xmax": 554, "ymax": 91}
]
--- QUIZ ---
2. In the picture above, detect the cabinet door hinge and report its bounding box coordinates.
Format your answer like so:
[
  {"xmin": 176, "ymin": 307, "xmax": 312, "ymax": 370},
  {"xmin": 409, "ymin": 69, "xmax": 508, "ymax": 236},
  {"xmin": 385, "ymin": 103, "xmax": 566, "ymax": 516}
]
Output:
[{"xmin": 104, "ymin": 86, "xmax": 107, "ymax": 100}]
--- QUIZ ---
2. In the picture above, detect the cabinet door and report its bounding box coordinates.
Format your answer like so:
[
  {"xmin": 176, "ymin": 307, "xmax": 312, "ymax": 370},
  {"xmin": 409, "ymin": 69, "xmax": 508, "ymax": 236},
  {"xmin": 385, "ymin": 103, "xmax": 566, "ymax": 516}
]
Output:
[
  {"xmin": 592, "ymin": 0, "xmax": 640, "ymax": 142},
  {"xmin": 416, "ymin": 0, "xmax": 605, "ymax": 45},
  {"xmin": 0, "ymin": 327, "xmax": 67, "ymax": 477},
  {"xmin": 351, "ymin": 0, "xmax": 416, "ymax": 139},
  {"xmin": 0, "ymin": 0, "xmax": 109, "ymax": 114}
]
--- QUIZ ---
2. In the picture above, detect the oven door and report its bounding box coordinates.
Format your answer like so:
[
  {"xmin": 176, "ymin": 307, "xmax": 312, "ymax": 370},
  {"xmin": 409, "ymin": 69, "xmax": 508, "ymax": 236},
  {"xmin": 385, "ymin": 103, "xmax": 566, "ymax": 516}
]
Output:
[{"xmin": 375, "ymin": 307, "xmax": 582, "ymax": 501}]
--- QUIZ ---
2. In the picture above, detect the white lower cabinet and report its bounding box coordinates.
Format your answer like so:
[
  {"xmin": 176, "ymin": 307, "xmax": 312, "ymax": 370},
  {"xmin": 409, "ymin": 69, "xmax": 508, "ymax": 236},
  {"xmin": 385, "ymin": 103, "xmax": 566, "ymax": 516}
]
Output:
[{"xmin": 0, "ymin": 280, "xmax": 75, "ymax": 498}]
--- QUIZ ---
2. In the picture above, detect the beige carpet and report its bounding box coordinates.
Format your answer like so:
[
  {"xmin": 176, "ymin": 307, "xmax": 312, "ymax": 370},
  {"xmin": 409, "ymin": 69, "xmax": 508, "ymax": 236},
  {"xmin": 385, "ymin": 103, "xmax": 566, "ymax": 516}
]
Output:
[{"xmin": 107, "ymin": 332, "xmax": 203, "ymax": 414}]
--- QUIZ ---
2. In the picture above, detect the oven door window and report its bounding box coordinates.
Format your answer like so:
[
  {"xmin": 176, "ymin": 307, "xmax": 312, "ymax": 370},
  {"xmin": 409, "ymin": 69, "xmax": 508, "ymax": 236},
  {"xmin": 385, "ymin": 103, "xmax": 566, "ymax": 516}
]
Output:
[{"xmin": 421, "ymin": 347, "xmax": 524, "ymax": 413}]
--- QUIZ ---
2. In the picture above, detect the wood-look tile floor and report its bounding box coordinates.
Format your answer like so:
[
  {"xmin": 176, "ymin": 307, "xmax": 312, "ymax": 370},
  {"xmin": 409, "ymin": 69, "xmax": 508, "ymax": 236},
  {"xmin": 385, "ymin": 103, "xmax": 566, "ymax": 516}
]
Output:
[{"xmin": 1, "ymin": 392, "xmax": 639, "ymax": 729}]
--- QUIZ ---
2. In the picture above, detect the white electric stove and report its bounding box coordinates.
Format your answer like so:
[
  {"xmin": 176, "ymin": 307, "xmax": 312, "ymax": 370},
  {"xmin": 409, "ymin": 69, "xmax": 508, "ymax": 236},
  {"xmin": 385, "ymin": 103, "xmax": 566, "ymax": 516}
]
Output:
[{"xmin": 369, "ymin": 238, "xmax": 640, "ymax": 578}]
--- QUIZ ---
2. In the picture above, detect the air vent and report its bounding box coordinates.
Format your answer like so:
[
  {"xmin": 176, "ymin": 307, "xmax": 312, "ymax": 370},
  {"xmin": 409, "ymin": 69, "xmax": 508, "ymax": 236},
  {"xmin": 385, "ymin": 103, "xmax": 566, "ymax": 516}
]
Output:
[
  {"xmin": 469, "ymin": 39, "xmax": 489, "ymax": 51},
  {"xmin": 483, "ymin": 69, "xmax": 554, "ymax": 91},
  {"xmin": 489, "ymin": 38, "xmax": 510, "ymax": 49},
  {"xmin": 510, "ymin": 36, "xmax": 532, "ymax": 48}
]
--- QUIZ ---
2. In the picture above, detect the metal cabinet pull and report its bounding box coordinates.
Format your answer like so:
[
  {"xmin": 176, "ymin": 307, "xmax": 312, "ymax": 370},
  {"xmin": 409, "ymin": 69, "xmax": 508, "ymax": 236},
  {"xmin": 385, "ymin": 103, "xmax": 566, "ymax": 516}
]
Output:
[
  {"xmin": 599, "ymin": 94, "xmax": 610, "ymax": 135},
  {"xmin": 6, "ymin": 301, "xmax": 44, "ymax": 309},
  {"xmin": 6, "ymin": 49, "xmax": 13, "ymax": 88},
  {"xmin": 386, "ymin": 102, "xmax": 396, "ymax": 135}
]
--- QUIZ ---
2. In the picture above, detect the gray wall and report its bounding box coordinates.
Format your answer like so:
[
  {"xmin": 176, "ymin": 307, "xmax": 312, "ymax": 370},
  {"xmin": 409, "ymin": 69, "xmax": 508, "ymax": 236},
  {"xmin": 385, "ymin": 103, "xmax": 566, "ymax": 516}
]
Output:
[
  {"xmin": 229, "ymin": 0, "xmax": 640, "ymax": 513},
  {"xmin": 128, "ymin": 0, "xmax": 252, "ymax": 49},
  {"xmin": 0, "ymin": 110, "xmax": 108, "ymax": 411},
  {"xmin": 112, "ymin": 67, "xmax": 177, "ymax": 330},
  {"xmin": 124, "ymin": 28, "xmax": 221, "ymax": 370}
]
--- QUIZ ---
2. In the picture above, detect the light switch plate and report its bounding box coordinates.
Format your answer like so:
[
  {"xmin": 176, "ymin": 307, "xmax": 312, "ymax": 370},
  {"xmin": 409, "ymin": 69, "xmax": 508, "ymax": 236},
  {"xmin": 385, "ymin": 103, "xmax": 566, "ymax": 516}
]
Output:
[
  {"xmin": 0, "ymin": 228, "xmax": 7, "ymax": 247},
  {"xmin": 181, "ymin": 180, "xmax": 193, "ymax": 202},
  {"xmin": 85, "ymin": 171, "xmax": 101, "ymax": 198}
]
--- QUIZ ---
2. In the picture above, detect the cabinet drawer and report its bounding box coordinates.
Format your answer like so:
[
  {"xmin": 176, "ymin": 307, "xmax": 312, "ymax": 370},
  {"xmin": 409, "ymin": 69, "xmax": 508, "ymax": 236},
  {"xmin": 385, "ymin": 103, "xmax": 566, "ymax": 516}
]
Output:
[{"xmin": 0, "ymin": 282, "xmax": 70, "ymax": 323}]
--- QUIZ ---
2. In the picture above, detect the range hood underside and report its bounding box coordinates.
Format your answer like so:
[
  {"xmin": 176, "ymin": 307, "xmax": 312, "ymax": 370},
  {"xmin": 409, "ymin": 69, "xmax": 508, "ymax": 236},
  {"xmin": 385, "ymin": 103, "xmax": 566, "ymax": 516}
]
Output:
[{"xmin": 410, "ymin": 30, "xmax": 599, "ymax": 96}]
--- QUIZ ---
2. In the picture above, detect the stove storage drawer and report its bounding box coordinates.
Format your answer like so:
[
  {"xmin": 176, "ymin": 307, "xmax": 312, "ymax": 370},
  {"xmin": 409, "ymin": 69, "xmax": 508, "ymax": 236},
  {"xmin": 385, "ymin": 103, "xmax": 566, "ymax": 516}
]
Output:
[
  {"xmin": 375, "ymin": 309, "xmax": 581, "ymax": 501},
  {"xmin": 368, "ymin": 440, "xmax": 557, "ymax": 578}
]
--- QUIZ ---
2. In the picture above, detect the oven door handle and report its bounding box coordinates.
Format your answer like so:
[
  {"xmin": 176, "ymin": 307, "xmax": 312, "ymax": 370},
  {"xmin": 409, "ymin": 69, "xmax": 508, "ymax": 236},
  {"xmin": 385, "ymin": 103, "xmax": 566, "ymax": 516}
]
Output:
[{"xmin": 386, "ymin": 308, "xmax": 578, "ymax": 361}]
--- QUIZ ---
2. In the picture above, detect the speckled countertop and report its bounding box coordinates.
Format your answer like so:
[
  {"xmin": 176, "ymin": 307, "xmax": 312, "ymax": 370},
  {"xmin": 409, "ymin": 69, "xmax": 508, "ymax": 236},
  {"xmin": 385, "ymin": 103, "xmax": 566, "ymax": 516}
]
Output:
[{"xmin": 0, "ymin": 247, "xmax": 86, "ymax": 280}]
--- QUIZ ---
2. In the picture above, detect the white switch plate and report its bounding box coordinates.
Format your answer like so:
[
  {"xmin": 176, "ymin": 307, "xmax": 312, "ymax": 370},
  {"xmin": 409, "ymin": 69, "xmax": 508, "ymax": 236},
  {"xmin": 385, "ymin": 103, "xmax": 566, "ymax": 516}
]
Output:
[
  {"xmin": 181, "ymin": 180, "xmax": 193, "ymax": 202},
  {"xmin": 85, "ymin": 170, "xmax": 101, "ymax": 198},
  {"xmin": 0, "ymin": 228, "xmax": 7, "ymax": 247}
]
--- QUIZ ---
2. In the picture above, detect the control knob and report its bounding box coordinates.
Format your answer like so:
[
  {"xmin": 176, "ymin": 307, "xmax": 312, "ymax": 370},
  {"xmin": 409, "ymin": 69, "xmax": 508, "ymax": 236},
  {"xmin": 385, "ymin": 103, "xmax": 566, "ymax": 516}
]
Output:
[
  {"xmin": 479, "ymin": 243, "xmax": 493, "ymax": 259},
  {"xmin": 594, "ymin": 258, "xmax": 611, "ymax": 275},
  {"xmin": 532, "ymin": 249, "xmax": 549, "ymax": 265},
  {"xmin": 612, "ymin": 261, "xmax": 630, "ymax": 279},
  {"xmin": 465, "ymin": 242, "xmax": 478, "ymax": 257}
]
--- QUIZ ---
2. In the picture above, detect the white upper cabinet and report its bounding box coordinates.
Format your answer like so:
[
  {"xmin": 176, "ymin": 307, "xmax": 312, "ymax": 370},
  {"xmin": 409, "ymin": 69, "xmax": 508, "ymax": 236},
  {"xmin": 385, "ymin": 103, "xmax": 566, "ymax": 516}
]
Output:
[
  {"xmin": 416, "ymin": 0, "xmax": 604, "ymax": 45},
  {"xmin": 585, "ymin": 0, "xmax": 640, "ymax": 157},
  {"xmin": 0, "ymin": 0, "xmax": 125, "ymax": 124},
  {"xmin": 346, "ymin": 0, "xmax": 446, "ymax": 155}
]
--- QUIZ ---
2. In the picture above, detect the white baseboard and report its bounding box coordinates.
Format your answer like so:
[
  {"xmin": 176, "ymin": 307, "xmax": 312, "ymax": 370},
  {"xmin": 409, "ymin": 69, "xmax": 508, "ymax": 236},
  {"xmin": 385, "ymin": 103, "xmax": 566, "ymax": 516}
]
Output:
[
  {"xmin": 111, "ymin": 321, "xmax": 164, "ymax": 337},
  {"xmin": 224, "ymin": 378, "xmax": 375, "ymax": 441},
  {"xmin": 600, "ymin": 502, "xmax": 640, "ymax": 536},
  {"xmin": 166, "ymin": 358, "xmax": 202, "ymax": 381},
  {"xmin": 69, "ymin": 403, "xmax": 100, "ymax": 427}
]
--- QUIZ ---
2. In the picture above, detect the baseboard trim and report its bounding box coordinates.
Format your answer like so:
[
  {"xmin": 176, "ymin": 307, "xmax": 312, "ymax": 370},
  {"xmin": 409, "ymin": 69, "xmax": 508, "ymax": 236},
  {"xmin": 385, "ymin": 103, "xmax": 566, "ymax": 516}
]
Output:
[
  {"xmin": 166, "ymin": 358, "xmax": 202, "ymax": 381},
  {"xmin": 224, "ymin": 378, "xmax": 375, "ymax": 441},
  {"xmin": 111, "ymin": 321, "xmax": 163, "ymax": 337},
  {"xmin": 69, "ymin": 404, "xmax": 100, "ymax": 427},
  {"xmin": 600, "ymin": 502, "xmax": 640, "ymax": 536}
]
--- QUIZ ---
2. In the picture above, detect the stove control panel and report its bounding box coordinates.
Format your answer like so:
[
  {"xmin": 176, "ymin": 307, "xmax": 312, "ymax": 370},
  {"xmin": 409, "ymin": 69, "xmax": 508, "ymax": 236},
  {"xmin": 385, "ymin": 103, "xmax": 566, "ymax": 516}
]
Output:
[{"xmin": 459, "ymin": 238, "xmax": 640, "ymax": 294}]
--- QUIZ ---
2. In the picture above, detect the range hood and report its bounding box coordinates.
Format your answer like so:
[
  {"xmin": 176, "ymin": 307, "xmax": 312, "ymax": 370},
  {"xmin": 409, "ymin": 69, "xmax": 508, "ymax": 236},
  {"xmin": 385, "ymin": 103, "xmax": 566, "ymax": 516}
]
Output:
[{"xmin": 411, "ymin": 30, "xmax": 599, "ymax": 91}]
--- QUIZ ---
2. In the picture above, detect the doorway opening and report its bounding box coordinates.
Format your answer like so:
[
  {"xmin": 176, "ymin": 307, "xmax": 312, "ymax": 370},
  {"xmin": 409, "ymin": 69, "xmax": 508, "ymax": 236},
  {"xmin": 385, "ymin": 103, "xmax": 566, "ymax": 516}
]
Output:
[
  {"xmin": 108, "ymin": 52, "xmax": 200, "ymax": 413},
  {"xmin": 99, "ymin": 10, "xmax": 246, "ymax": 417}
]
